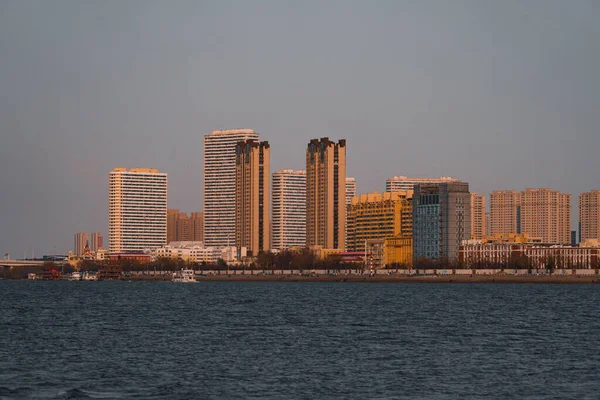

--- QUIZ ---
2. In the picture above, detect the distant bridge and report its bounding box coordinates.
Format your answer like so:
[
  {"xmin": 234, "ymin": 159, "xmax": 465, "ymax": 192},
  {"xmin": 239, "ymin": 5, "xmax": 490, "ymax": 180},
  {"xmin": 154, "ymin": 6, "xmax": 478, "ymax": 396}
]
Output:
[{"xmin": 0, "ymin": 260, "xmax": 49, "ymax": 268}]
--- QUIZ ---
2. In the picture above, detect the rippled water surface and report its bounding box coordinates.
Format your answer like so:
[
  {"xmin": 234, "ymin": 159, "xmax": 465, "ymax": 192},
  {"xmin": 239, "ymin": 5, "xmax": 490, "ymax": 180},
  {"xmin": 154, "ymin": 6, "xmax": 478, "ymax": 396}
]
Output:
[{"xmin": 1, "ymin": 281, "xmax": 599, "ymax": 399}]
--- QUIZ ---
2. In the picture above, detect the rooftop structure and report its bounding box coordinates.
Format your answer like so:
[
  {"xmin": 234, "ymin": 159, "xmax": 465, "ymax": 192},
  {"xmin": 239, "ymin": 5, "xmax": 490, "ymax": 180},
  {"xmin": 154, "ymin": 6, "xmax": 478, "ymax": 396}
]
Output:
[{"xmin": 386, "ymin": 176, "xmax": 459, "ymax": 192}]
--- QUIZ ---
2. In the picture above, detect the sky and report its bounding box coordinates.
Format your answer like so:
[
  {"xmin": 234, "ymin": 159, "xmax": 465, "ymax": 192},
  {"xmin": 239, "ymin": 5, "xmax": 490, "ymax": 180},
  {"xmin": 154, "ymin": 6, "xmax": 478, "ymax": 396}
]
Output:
[{"xmin": 1, "ymin": 0, "xmax": 599, "ymax": 258}]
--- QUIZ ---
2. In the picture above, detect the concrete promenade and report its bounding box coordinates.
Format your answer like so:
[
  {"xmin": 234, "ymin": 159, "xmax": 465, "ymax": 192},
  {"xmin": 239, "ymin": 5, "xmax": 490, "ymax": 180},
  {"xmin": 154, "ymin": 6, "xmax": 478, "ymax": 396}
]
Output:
[{"xmin": 190, "ymin": 270, "xmax": 600, "ymax": 284}]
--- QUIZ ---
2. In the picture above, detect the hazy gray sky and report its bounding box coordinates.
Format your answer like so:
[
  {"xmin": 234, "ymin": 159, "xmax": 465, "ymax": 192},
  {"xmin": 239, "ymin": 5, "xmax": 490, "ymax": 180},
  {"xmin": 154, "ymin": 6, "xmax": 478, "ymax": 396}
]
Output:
[{"xmin": 1, "ymin": 0, "xmax": 599, "ymax": 257}]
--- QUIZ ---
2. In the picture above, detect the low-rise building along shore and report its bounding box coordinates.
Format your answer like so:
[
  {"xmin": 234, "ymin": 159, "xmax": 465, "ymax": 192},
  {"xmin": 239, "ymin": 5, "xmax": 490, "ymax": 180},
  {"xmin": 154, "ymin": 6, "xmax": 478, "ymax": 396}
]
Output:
[
  {"xmin": 460, "ymin": 234, "xmax": 600, "ymax": 269},
  {"xmin": 152, "ymin": 241, "xmax": 245, "ymax": 264}
]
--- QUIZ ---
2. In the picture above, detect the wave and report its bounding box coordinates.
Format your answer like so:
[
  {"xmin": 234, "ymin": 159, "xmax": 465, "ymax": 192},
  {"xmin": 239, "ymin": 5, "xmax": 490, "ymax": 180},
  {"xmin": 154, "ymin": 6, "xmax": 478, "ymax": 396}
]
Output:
[
  {"xmin": 51, "ymin": 388, "xmax": 93, "ymax": 399},
  {"xmin": 0, "ymin": 386, "xmax": 34, "ymax": 397}
]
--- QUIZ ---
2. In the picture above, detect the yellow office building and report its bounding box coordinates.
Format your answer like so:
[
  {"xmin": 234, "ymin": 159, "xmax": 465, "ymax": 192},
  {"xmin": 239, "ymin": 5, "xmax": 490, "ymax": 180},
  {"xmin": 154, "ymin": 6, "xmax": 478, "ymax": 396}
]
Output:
[{"xmin": 346, "ymin": 191, "xmax": 413, "ymax": 267}]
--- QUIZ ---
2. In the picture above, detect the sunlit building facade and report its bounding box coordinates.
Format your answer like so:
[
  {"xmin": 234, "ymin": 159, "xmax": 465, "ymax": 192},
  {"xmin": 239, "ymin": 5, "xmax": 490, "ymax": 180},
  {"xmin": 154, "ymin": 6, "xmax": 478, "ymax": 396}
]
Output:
[
  {"xmin": 235, "ymin": 140, "xmax": 270, "ymax": 256},
  {"xmin": 386, "ymin": 176, "xmax": 459, "ymax": 192},
  {"xmin": 306, "ymin": 138, "xmax": 346, "ymax": 249},
  {"xmin": 272, "ymin": 169, "xmax": 306, "ymax": 250},
  {"xmin": 108, "ymin": 167, "xmax": 168, "ymax": 253},
  {"xmin": 90, "ymin": 232, "xmax": 103, "ymax": 252},
  {"xmin": 346, "ymin": 191, "xmax": 413, "ymax": 267},
  {"xmin": 204, "ymin": 129, "xmax": 259, "ymax": 248},
  {"xmin": 470, "ymin": 193, "xmax": 485, "ymax": 240},
  {"xmin": 345, "ymin": 177, "xmax": 356, "ymax": 206},
  {"xmin": 74, "ymin": 232, "xmax": 89, "ymax": 256},
  {"xmin": 490, "ymin": 188, "xmax": 571, "ymax": 244},
  {"xmin": 413, "ymin": 182, "xmax": 471, "ymax": 261},
  {"xmin": 579, "ymin": 191, "xmax": 600, "ymax": 242}
]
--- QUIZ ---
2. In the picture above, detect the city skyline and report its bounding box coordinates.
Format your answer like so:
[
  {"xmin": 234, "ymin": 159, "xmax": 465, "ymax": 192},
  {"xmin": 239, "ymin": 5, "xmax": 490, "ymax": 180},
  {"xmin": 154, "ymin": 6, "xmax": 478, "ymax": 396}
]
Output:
[{"xmin": 1, "ymin": 2, "xmax": 600, "ymax": 257}]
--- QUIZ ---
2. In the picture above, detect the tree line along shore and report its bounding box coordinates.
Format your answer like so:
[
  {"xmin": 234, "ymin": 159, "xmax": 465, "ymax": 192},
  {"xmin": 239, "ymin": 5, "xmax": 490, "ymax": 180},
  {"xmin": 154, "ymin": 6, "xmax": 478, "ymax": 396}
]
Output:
[{"xmin": 4, "ymin": 249, "xmax": 600, "ymax": 283}]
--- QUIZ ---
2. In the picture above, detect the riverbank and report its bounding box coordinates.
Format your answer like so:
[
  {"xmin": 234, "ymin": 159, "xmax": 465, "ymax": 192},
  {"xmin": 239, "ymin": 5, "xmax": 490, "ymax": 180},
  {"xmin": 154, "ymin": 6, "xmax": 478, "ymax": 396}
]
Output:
[
  {"xmin": 14, "ymin": 272, "xmax": 600, "ymax": 284},
  {"xmin": 189, "ymin": 274, "xmax": 600, "ymax": 284}
]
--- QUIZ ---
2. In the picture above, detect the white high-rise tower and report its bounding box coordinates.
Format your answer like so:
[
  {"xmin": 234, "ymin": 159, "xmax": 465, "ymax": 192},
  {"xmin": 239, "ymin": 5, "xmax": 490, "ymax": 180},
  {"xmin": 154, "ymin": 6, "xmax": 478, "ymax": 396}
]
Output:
[
  {"xmin": 204, "ymin": 129, "xmax": 260, "ymax": 248},
  {"xmin": 345, "ymin": 177, "xmax": 356, "ymax": 205},
  {"xmin": 272, "ymin": 169, "xmax": 306, "ymax": 250},
  {"xmin": 108, "ymin": 167, "xmax": 167, "ymax": 253}
]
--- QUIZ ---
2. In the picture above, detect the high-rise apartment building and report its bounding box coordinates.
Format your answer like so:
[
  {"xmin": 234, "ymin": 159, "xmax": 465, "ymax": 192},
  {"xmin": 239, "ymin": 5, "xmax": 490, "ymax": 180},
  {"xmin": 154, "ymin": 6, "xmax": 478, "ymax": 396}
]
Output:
[
  {"xmin": 470, "ymin": 193, "xmax": 486, "ymax": 240},
  {"xmin": 167, "ymin": 209, "xmax": 179, "ymax": 243},
  {"xmin": 204, "ymin": 129, "xmax": 259, "ymax": 248},
  {"xmin": 191, "ymin": 212, "xmax": 204, "ymax": 242},
  {"xmin": 272, "ymin": 169, "xmax": 306, "ymax": 251},
  {"xmin": 235, "ymin": 140, "xmax": 270, "ymax": 256},
  {"xmin": 490, "ymin": 190, "xmax": 522, "ymax": 235},
  {"xmin": 306, "ymin": 138, "xmax": 346, "ymax": 249},
  {"xmin": 413, "ymin": 182, "xmax": 471, "ymax": 262},
  {"xmin": 490, "ymin": 188, "xmax": 571, "ymax": 244},
  {"xmin": 386, "ymin": 176, "xmax": 458, "ymax": 192},
  {"xmin": 521, "ymin": 188, "xmax": 571, "ymax": 244},
  {"xmin": 579, "ymin": 191, "xmax": 600, "ymax": 242},
  {"xmin": 108, "ymin": 167, "xmax": 167, "ymax": 253},
  {"xmin": 485, "ymin": 212, "xmax": 491, "ymax": 237},
  {"xmin": 344, "ymin": 177, "xmax": 356, "ymax": 247},
  {"xmin": 168, "ymin": 210, "xmax": 204, "ymax": 243},
  {"xmin": 90, "ymin": 232, "xmax": 103, "ymax": 252},
  {"xmin": 345, "ymin": 177, "xmax": 356, "ymax": 206},
  {"xmin": 74, "ymin": 232, "xmax": 89, "ymax": 256},
  {"xmin": 176, "ymin": 213, "xmax": 191, "ymax": 242}
]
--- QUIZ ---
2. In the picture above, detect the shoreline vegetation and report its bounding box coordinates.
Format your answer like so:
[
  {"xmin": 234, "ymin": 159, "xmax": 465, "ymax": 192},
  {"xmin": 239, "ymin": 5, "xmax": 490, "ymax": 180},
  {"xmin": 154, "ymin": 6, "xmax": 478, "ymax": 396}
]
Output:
[
  {"xmin": 5, "ymin": 248, "xmax": 600, "ymax": 283},
  {"xmin": 9, "ymin": 268, "xmax": 600, "ymax": 284}
]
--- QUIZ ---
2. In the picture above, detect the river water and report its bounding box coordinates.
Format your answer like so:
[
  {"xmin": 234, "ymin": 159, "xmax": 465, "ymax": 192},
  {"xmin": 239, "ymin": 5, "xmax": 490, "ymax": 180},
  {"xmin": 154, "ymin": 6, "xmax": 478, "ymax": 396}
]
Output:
[{"xmin": 1, "ymin": 281, "xmax": 599, "ymax": 399}]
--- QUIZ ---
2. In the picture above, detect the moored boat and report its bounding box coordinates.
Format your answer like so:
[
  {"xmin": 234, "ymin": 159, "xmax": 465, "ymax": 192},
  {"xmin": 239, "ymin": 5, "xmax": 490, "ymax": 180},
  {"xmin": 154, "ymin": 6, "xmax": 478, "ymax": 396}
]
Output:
[
  {"xmin": 69, "ymin": 271, "xmax": 81, "ymax": 281},
  {"xmin": 81, "ymin": 271, "xmax": 98, "ymax": 281},
  {"xmin": 173, "ymin": 268, "xmax": 196, "ymax": 283}
]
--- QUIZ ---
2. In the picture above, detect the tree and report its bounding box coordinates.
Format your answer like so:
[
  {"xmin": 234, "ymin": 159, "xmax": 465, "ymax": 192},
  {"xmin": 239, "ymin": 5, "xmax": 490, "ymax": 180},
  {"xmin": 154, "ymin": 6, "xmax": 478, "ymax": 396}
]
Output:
[
  {"xmin": 544, "ymin": 255, "xmax": 557, "ymax": 274},
  {"xmin": 216, "ymin": 258, "xmax": 228, "ymax": 270},
  {"xmin": 507, "ymin": 253, "xmax": 531, "ymax": 270},
  {"xmin": 414, "ymin": 257, "xmax": 435, "ymax": 270},
  {"xmin": 256, "ymin": 251, "xmax": 275, "ymax": 270}
]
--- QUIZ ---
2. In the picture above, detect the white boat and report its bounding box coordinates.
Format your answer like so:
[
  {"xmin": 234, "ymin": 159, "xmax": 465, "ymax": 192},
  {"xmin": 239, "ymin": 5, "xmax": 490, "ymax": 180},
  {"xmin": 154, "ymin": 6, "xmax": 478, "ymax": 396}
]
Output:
[
  {"xmin": 28, "ymin": 273, "xmax": 37, "ymax": 280},
  {"xmin": 173, "ymin": 269, "xmax": 196, "ymax": 283},
  {"xmin": 81, "ymin": 271, "xmax": 98, "ymax": 281},
  {"xmin": 70, "ymin": 271, "xmax": 81, "ymax": 281}
]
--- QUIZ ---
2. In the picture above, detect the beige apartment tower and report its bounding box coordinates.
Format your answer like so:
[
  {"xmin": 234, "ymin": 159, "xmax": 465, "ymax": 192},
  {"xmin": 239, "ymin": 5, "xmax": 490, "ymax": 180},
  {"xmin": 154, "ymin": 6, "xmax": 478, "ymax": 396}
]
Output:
[
  {"xmin": 235, "ymin": 140, "xmax": 270, "ymax": 256},
  {"xmin": 191, "ymin": 212, "xmax": 204, "ymax": 242},
  {"xmin": 521, "ymin": 188, "xmax": 571, "ymax": 244},
  {"xmin": 167, "ymin": 209, "xmax": 191, "ymax": 242},
  {"xmin": 168, "ymin": 210, "xmax": 204, "ymax": 243},
  {"xmin": 579, "ymin": 191, "xmax": 600, "ymax": 242},
  {"xmin": 490, "ymin": 188, "xmax": 571, "ymax": 244},
  {"xmin": 490, "ymin": 190, "xmax": 522, "ymax": 236},
  {"xmin": 470, "ymin": 193, "xmax": 486, "ymax": 240},
  {"xmin": 167, "ymin": 209, "xmax": 180, "ymax": 243},
  {"xmin": 74, "ymin": 232, "xmax": 89, "ymax": 256},
  {"xmin": 90, "ymin": 232, "xmax": 103, "ymax": 252},
  {"xmin": 306, "ymin": 138, "xmax": 346, "ymax": 249},
  {"xmin": 108, "ymin": 167, "xmax": 167, "ymax": 253}
]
